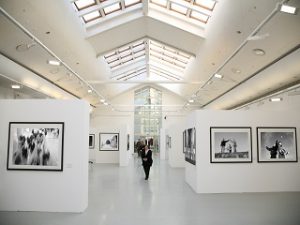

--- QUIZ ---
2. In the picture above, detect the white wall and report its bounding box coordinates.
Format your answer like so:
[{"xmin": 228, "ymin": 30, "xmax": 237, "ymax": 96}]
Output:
[
  {"xmin": 168, "ymin": 121, "xmax": 185, "ymax": 168},
  {"xmin": 185, "ymin": 110, "xmax": 300, "ymax": 193},
  {"xmin": 0, "ymin": 100, "xmax": 89, "ymax": 212},
  {"xmin": 90, "ymin": 91, "xmax": 133, "ymax": 164},
  {"xmin": 184, "ymin": 111, "xmax": 198, "ymax": 191}
]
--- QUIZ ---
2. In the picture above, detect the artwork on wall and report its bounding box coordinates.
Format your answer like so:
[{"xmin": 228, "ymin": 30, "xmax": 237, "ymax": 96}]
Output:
[
  {"xmin": 7, "ymin": 122, "xmax": 64, "ymax": 171},
  {"xmin": 184, "ymin": 127, "xmax": 196, "ymax": 165},
  {"xmin": 166, "ymin": 135, "xmax": 171, "ymax": 149},
  {"xmin": 127, "ymin": 134, "xmax": 130, "ymax": 151},
  {"xmin": 257, "ymin": 127, "xmax": 297, "ymax": 162},
  {"xmin": 99, "ymin": 133, "xmax": 119, "ymax": 151},
  {"xmin": 210, "ymin": 127, "xmax": 252, "ymax": 163},
  {"xmin": 89, "ymin": 134, "xmax": 95, "ymax": 149},
  {"xmin": 183, "ymin": 131, "xmax": 185, "ymax": 153}
]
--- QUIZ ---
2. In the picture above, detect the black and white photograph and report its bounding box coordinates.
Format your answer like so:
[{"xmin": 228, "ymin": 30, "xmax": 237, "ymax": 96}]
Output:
[
  {"xmin": 89, "ymin": 134, "xmax": 95, "ymax": 149},
  {"xmin": 127, "ymin": 134, "xmax": 130, "ymax": 151},
  {"xmin": 257, "ymin": 127, "xmax": 297, "ymax": 162},
  {"xmin": 184, "ymin": 127, "xmax": 196, "ymax": 165},
  {"xmin": 210, "ymin": 127, "xmax": 252, "ymax": 163},
  {"xmin": 166, "ymin": 135, "xmax": 171, "ymax": 149},
  {"xmin": 183, "ymin": 130, "xmax": 186, "ymax": 153},
  {"xmin": 99, "ymin": 133, "xmax": 119, "ymax": 151},
  {"xmin": 7, "ymin": 122, "xmax": 64, "ymax": 171}
]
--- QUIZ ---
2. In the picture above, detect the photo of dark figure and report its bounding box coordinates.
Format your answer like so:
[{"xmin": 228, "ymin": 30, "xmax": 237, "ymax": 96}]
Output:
[
  {"xmin": 210, "ymin": 127, "xmax": 252, "ymax": 163},
  {"xmin": 141, "ymin": 145, "xmax": 153, "ymax": 180},
  {"xmin": 257, "ymin": 127, "xmax": 297, "ymax": 162},
  {"xmin": 184, "ymin": 127, "xmax": 196, "ymax": 165},
  {"xmin": 89, "ymin": 134, "xmax": 95, "ymax": 149}
]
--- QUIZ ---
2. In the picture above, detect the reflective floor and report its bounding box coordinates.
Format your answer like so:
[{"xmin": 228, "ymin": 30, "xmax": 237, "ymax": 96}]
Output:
[{"xmin": 1, "ymin": 156, "xmax": 300, "ymax": 225}]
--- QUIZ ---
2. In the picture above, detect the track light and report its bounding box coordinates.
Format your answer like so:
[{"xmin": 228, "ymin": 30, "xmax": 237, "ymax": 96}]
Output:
[
  {"xmin": 269, "ymin": 97, "xmax": 282, "ymax": 102},
  {"xmin": 280, "ymin": 4, "xmax": 297, "ymax": 14}
]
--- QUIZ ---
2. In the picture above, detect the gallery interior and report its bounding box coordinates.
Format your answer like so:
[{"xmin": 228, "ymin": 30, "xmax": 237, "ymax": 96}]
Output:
[{"xmin": 0, "ymin": 0, "xmax": 300, "ymax": 224}]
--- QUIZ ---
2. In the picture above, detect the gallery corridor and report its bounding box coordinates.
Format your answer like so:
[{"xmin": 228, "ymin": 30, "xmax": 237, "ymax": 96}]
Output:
[{"xmin": 1, "ymin": 157, "xmax": 300, "ymax": 225}]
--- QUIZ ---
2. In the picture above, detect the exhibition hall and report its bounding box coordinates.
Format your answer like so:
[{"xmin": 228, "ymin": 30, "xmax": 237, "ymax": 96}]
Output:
[{"xmin": 0, "ymin": 0, "xmax": 300, "ymax": 224}]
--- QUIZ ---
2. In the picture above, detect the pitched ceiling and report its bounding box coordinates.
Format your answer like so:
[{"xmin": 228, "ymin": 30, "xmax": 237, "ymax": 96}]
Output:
[{"xmin": 0, "ymin": 0, "xmax": 299, "ymax": 111}]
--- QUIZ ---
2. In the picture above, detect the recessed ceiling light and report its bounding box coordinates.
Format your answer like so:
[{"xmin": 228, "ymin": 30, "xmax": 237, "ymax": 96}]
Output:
[
  {"xmin": 104, "ymin": 102, "xmax": 109, "ymax": 105},
  {"xmin": 280, "ymin": 4, "xmax": 297, "ymax": 14},
  {"xmin": 88, "ymin": 89, "xmax": 92, "ymax": 93},
  {"xmin": 253, "ymin": 48, "xmax": 265, "ymax": 56},
  {"xmin": 269, "ymin": 97, "xmax": 282, "ymax": 102},
  {"xmin": 231, "ymin": 68, "xmax": 241, "ymax": 74},
  {"xmin": 188, "ymin": 99, "xmax": 194, "ymax": 103},
  {"xmin": 214, "ymin": 73, "xmax": 223, "ymax": 79},
  {"xmin": 47, "ymin": 60, "xmax": 61, "ymax": 66},
  {"xmin": 11, "ymin": 84, "xmax": 21, "ymax": 89},
  {"xmin": 100, "ymin": 99, "xmax": 105, "ymax": 103}
]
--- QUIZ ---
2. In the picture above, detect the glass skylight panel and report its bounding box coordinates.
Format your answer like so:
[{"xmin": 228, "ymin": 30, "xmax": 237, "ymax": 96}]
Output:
[
  {"xmin": 103, "ymin": 2, "xmax": 121, "ymax": 15},
  {"xmin": 124, "ymin": 0, "xmax": 141, "ymax": 7},
  {"xmin": 151, "ymin": 0, "xmax": 167, "ymax": 7},
  {"xmin": 149, "ymin": 40, "xmax": 191, "ymax": 71},
  {"xmin": 149, "ymin": 0, "xmax": 216, "ymax": 26},
  {"xmin": 170, "ymin": 3, "xmax": 188, "ymax": 15},
  {"xmin": 83, "ymin": 10, "xmax": 101, "ymax": 22},
  {"xmin": 191, "ymin": 10, "xmax": 209, "ymax": 23},
  {"xmin": 74, "ymin": 0, "xmax": 96, "ymax": 10},
  {"xmin": 194, "ymin": 0, "xmax": 216, "ymax": 10}
]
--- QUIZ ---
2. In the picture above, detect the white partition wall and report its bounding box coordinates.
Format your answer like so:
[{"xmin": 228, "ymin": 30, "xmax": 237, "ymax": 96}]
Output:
[
  {"xmin": 185, "ymin": 110, "xmax": 300, "ymax": 193},
  {"xmin": 90, "ymin": 125, "xmax": 129, "ymax": 165},
  {"xmin": 168, "ymin": 122, "xmax": 185, "ymax": 168},
  {"xmin": 0, "ymin": 100, "xmax": 89, "ymax": 212}
]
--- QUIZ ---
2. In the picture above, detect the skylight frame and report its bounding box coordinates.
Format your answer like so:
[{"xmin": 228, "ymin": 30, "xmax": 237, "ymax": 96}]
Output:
[
  {"xmin": 102, "ymin": 38, "xmax": 193, "ymax": 81},
  {"xmin": 74, "ymin": 0, "xmax": 97, "ymax": 11},
  {"xmin": 124, "ymin": 0, "xmax": 142, "ymax": 8},
  {"xmin": 72, "ymin": 0, "xmax": 143, "ymax": 24},
  {"xmin": 149, "ymin": 0, "xmax": 216, "ymax": 26}
]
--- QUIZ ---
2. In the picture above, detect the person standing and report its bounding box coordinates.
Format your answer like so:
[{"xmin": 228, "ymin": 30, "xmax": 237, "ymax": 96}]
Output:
[{"xmin": 141, "ymin": 145, "xmax": 153, "ymax": 180}]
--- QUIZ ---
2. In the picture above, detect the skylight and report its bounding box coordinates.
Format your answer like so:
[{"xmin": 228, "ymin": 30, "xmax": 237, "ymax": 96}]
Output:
[
  {"xmin": 72, "ymin": 0, "xmax": 142, "ymax": 24},
  {"xmin": 149, "ymin": 0, "xmax": 216, "ymax": 25},
  {"xmin": 102, "ymin": 38, "xmax": 193, "ymax": 81},
  {"xmin": 104, "ymin": 40, "xmax": 146, "ymax": 70}
]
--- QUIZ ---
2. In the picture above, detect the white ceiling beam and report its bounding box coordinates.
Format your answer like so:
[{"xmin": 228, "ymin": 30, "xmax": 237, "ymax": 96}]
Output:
[{"xmin": 87, "ymin": 80, "xmax": 204, "ymax": 84}]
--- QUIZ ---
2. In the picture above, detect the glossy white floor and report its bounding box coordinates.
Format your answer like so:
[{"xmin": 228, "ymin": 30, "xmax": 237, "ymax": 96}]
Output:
[{"xmin": 1, "ymin": 155, "xmax": 300, "ymax": 225}]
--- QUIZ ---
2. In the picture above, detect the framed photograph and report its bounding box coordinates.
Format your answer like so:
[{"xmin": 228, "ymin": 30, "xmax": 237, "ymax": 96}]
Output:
[
  {"xmin": 89, "ymin": 134, "xmax": 95, "ymax": 149},
  {"xmin": 7, "ymin": 122, "xmax": 64, "ymax": 171},
  {"xmin": 257, "ymin": 127, "xmax": 297, "ymax": 162},
  {"xmin": 99, "ymin": 133, "xmax": 119, "ymax": 151},
  {"xmin": 183, "ymin": 130, "xmax": 186, "ymax": 153},
  {"xmin": 210, "ymin": 127, "xmax": 252, "ymax": 163},
  {"xmin": 185, "ymin": 127, "xmax": 196, "ymax": 165},
  {"xmin": 127, "ymin": 134, "xmax": 130, "ymax": 151}
]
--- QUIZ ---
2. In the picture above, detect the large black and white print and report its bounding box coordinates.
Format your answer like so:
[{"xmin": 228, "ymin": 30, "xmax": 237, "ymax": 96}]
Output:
[
  {"xmin": 7, "ymin": 122, "xmax": 64, "ymax": 171},
  {"xmin": 99, "ymin": 133, "xmax": 119, "ymax": 151},
  {"xmin": 89, "ymin": 134, "xmax": 95, "ymax": 149},
  {"xmin": 184, "ymin": 127, "xmax": 196, "ymax": 165},
  {"xmin": 257, "ymin": 127, "xmax": 297, "ymax": 162},
  {"xmin": 210, "ymin": 127, "xmax": 252, "ymax": 163}
]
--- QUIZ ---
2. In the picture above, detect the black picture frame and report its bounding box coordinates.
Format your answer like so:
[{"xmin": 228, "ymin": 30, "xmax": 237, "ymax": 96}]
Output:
[
  {"xmin": 7, "ymin": 122, "xmax": 64, "ymax": 171},
  {"xmin": 99, "ymin": 133, "xmax": 119, "ymax": 151},
  {"xmin": 89, "ymin": 134, "xmax": 95, "ymax": 149},
  {"xmin": 210, "ymin": 127, "xmax": 252, "ymax": 163},
  {"xmin": 184, "ymin": 127, "xmax": 196, "ymax": 165},
  {"xmin": 127, "ymin": 134, "xmax": 130, "ymax": 151},
  {"xmin": 183, "ymin": 130, "xmax": 186, "ymax": 153},
  {"xmin": 257, "ymin": 127, "xmax": 298, "ymax": 162}
]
